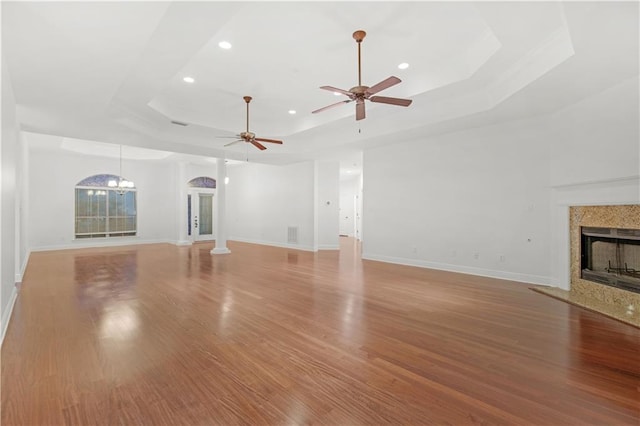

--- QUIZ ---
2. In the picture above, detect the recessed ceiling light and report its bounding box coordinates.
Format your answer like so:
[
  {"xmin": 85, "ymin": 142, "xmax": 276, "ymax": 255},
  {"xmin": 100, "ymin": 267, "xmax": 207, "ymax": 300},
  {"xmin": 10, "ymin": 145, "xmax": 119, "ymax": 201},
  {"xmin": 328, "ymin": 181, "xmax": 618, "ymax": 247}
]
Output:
[
  {"xmin": 218, "ymin": 41, "xmax": 232, "ymax": 50},
  {"xmin": 398, "ymin": 62, "xmax": 409, "ymax": 70},
  {"xmin": 288, "ymin": 110, "xmax": 296, "ymax": 115},
  {"xmin": 334, "ymin": 92, "xmax": 341, "ymax": 96},
  {"xmin": 183, "ymin": 76, "xmax": 195, "ymax": 83}
]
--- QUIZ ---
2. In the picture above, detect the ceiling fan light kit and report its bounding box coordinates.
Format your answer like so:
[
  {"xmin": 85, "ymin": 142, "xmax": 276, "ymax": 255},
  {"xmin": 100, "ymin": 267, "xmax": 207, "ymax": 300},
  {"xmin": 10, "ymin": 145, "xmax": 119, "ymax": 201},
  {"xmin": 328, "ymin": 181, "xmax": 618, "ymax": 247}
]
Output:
[{"xmin": 312, "ymin": 30, "xmax": 413, "ymax": 121}]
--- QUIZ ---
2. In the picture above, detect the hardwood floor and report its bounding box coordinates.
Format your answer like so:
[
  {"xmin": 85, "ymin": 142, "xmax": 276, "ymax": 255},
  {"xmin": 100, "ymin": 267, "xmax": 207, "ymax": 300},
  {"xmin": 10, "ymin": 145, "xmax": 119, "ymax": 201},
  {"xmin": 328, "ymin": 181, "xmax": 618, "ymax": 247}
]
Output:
[{"xmin": 2, "ymin": 238, "xmax": 639, "ymax": 425}]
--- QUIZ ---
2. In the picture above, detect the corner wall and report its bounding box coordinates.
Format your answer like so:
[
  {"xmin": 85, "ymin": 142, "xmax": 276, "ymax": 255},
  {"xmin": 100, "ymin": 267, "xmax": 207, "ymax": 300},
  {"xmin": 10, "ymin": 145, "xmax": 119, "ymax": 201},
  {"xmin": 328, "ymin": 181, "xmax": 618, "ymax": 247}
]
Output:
[
  {"xmin": 315, "ymin": 161, "xmax": 340, "ymax": 250},
  {"xmin": 1, "ymin": 54, "xmax": 20, "ymax": 342},
  {"xmin": 227, "ymin": 161, "xmax": 316, "ymax": 250}
]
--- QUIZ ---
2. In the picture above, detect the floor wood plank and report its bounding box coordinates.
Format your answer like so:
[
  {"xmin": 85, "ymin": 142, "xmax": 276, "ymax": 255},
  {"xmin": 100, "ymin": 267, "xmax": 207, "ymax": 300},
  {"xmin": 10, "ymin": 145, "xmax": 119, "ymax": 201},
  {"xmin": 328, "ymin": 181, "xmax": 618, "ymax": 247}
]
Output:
[{"xmin": 2, "ymin": 238, "xmax": 639, "ymax": 425}]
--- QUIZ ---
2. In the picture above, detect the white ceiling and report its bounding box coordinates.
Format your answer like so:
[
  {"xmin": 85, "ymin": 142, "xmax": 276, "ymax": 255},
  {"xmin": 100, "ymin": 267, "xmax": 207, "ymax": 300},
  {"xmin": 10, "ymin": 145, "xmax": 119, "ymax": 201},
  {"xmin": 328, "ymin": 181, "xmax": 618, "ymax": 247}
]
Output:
[{"xmin": 2, "ymin": 1, "xmax": 638, "ymax": 167}]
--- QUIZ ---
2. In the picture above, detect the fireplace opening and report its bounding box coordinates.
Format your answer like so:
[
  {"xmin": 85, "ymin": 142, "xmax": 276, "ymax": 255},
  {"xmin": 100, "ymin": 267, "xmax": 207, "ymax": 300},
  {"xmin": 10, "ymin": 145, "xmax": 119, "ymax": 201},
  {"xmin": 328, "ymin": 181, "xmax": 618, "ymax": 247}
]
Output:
[{"xmin": 581, "ymin": 227, "xmax": 640, "ymax": 294}]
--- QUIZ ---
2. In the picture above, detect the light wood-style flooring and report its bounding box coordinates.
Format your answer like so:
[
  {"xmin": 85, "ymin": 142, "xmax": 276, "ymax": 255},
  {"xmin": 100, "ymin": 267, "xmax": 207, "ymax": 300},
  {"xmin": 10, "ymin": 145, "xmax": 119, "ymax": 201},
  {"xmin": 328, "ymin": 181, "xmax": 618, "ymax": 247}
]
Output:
[{"xmin": 2, "ymin": 238, "xmax": 639, "ymax": 425}]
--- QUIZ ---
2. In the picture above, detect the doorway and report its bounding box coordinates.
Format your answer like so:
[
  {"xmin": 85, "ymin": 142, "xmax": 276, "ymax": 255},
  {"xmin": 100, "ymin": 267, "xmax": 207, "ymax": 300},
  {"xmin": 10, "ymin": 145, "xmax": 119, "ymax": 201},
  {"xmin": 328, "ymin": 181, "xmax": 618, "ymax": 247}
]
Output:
[
  {"xmin": 339, "ymin": 194, "xmax": 356, "ymax": 237},
  {"xmin": 187, "ymin": 176, "xmax": 217, "ymax": 243},
  {"xmin": 188, "ymin": 191, "xmax": 215, "ymax": 242}
]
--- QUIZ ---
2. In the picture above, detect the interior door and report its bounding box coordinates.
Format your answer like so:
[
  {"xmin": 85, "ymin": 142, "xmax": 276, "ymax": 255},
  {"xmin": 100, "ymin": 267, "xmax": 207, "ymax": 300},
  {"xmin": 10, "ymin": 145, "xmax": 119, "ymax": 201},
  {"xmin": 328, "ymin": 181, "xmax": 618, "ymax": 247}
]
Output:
[{"xmin": 190, "ymin": 192, "xmax": 214, "ymax": 241}]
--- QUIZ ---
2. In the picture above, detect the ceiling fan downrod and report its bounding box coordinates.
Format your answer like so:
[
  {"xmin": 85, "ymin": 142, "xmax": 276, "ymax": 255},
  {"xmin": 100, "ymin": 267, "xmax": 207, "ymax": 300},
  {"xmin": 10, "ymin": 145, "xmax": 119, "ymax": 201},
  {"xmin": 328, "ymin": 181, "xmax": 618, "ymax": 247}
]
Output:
[
  {"xmin": 244, "ymin": 96, "xmax": 252, "ymax": 133},
  {"xmin": 353, "ymin": 30, "xmax": 366, "ymax": 87}
]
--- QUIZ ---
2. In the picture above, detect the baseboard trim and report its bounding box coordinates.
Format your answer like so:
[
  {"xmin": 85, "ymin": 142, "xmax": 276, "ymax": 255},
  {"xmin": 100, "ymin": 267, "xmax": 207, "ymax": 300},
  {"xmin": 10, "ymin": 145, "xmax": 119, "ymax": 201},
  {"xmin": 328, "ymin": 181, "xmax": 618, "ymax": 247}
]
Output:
[
  {"xmin": 30, "ymin": 238, "xmax": 174, "ymax": 252},
  {"xmin": 15, "ymin": 250, "xmax": 31, "ymax": 283},
  {"xmin": 1, "ymin": 285, "xmax": 19, "ymax": 348},
  {"xmin": 317, "ymin": 244, "xmax": 340, "ymax": 250},
  {"xmin": 229, "ymin": 237, "xmax": 316, "ymax": 252},
  {"xmin": 361, "ymin": 253, "xmax": 551, "ymax": 286}
]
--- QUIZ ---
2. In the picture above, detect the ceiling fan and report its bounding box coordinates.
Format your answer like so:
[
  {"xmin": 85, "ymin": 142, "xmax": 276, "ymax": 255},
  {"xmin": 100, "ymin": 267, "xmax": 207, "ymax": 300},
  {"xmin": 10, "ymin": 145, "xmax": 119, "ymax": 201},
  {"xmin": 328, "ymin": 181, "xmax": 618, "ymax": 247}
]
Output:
[
  {"xmin": 221, "ymin": 96, "xmax": 283, "ymax": 150},
  {"xmin": 312, "ymin": 30, "xmax": 412, "ymax": 121}
]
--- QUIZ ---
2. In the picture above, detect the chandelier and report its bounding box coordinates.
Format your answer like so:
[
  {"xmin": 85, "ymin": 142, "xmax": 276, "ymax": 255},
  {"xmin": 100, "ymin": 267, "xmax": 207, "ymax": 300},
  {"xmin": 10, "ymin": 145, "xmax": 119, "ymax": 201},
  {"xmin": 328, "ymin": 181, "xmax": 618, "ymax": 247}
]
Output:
[{"xmin": 108, "ymin": 145, "xmax": 134, "ymax": 193}]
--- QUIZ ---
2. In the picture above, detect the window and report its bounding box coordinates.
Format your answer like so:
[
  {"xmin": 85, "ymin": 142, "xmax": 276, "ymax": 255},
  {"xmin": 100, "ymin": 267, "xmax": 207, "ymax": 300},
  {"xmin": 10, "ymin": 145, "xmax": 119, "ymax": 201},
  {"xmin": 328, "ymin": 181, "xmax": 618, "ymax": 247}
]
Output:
[
  {"xmin": 188, "ymin": 176, "xmax": 216, "ymax": 189},
  {"xmin": 75, "ymin": 174, "xmax": 137, "ymax": 238}
]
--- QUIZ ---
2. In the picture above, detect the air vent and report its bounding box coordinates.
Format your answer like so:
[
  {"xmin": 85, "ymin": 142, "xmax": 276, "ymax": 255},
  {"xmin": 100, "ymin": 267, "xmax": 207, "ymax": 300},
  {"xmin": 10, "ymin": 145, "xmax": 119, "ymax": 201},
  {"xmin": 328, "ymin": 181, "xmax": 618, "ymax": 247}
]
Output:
[
  {"xmin": 287, "ymin": 226, "xmax": 298, "ymax": 244},
  {"xmin": 171, "ymin": 120, "xmax": 188, "ymax": 126}
]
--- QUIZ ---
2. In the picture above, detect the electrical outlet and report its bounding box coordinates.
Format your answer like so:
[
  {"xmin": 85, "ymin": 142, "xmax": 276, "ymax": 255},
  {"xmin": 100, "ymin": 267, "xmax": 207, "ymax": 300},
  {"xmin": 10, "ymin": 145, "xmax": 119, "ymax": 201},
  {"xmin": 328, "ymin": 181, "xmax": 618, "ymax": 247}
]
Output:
[
  {"xmin": 412, "ymin": 246, "xmax": 417, "ymax": 254},
  {"xmin": 474, "ymin": 252, "xmax": 479, "ymax": 260},
  {"xmin": 499, "ymin": 255, "xmax": 506, "ymax": 262}
]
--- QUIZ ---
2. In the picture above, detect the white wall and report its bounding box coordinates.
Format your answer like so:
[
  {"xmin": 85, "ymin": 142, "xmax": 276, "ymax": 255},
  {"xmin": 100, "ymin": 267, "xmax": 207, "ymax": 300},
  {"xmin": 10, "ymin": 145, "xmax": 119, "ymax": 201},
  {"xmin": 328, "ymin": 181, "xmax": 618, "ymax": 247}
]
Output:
[
  {"xmin": 1, "ymin": 55, "xmax": 20, "ymax": 342},
  {"xmin": 315, "ymin": 161, "xmax": 340, "ymax": 249},
  {"xmin": 186, "ymin": 162, "xmax": 218, "ymax": 183},
  {"xmin": 26, "ymin": 137, "xmax": 178, "ymax": 250},
  {"xmin": 363, "ymin": 116, "xmax": 552, "ymax": 284},
  {"xmin": 339, "ymin": 176, "xmax": 359, "ymax": 237},
  {"xmin": 357, "ymin": 173, "xmax": 363, "ymax": 241},
  {"xmin": 549, "ymin": 76, "xmax": 639, "ymax": 186},
  {"xmin": 18, "ymin": 134, "xmax": 29, "ymax": 279},
  {"xmin": 227, "ymin": 161, "xmax": 316, "ymax": 250},
  {"xmin": 362, "ymin": 76, "xmax": 639, "ymax": 287}
]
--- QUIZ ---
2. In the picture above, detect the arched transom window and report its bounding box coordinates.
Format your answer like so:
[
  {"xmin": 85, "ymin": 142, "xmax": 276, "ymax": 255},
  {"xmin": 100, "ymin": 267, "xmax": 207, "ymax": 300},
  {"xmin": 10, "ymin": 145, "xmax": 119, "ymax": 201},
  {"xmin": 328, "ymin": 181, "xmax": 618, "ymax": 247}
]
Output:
[{"xmin": 188, "ymin": 176, "xmax": 216, "ymax": 188}]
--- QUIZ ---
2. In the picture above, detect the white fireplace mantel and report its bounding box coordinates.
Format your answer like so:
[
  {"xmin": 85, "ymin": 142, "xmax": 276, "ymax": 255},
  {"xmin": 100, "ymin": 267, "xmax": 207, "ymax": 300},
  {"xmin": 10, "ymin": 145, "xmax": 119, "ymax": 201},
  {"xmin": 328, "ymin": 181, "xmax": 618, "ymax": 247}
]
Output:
[{"xmin": 550, "ymin": 175, "xmax": 639, "ymax": 290}]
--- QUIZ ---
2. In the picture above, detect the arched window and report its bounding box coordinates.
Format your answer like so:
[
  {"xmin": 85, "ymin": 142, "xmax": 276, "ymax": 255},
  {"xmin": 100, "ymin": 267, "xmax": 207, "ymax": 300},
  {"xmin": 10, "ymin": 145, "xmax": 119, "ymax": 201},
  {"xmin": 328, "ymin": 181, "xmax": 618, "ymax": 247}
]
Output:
[
  {"xmin": 75, "ymin": 174, "xmax": 137, "ymax": 238},
  {"xmin": 188, "ymin": 176, "xmax": 216, "ymax": 188}
]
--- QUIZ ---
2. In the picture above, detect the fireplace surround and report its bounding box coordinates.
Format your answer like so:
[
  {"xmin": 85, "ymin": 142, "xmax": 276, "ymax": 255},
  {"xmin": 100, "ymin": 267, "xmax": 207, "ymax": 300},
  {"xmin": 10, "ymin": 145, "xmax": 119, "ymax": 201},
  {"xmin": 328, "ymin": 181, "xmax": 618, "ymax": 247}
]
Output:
[{"xmin": 568, "ymin": 205, "xmax": 640, "ymax": 325}]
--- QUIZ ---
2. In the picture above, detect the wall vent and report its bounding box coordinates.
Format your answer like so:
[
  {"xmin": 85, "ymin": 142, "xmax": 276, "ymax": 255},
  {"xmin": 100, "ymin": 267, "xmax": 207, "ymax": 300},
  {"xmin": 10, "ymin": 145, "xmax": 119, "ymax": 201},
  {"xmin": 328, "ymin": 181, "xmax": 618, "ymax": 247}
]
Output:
[
  {"xmin": 171, "ymin": 120, "xmax": 188, "ymax": 126},
  {"xmin": 287, "ymin": 226, "xmax": 298, "ymax": 244}
]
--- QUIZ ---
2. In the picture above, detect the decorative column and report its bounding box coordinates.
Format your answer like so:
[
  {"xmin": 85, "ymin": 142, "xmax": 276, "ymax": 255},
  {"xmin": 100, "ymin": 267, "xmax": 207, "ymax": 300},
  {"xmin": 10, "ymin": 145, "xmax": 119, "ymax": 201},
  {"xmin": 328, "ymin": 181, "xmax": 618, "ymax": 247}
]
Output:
[
  {"xmin": 211, "ymin": 158, "xmax": 230, "ymax": 254},
  {"xmin": 176, "ymin": 161, "xmax": 191, "ymax": 246}
]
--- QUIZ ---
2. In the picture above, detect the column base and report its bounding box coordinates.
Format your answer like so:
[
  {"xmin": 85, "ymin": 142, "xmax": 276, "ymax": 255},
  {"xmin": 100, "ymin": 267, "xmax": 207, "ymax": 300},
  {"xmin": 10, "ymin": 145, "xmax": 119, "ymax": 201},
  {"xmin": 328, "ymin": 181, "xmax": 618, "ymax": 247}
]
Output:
[{"xmin": 211, "ymin": 247, "xmax": 231, "ymax": 255}]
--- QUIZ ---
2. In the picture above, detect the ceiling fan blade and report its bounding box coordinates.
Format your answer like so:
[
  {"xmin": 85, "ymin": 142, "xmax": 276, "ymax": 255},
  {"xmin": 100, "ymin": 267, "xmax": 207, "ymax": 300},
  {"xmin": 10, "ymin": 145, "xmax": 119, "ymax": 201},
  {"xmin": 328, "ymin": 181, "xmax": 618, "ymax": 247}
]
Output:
[
  {"xmin": 369, "ymin": 96, "xmax": 412, "ymax": 107},
  {"xmin": 224, "ymin": 140, "xmax": 244, "ymax": 147},
  {"xmin": 366, "ymin": 76, "xmax": 401, "ymax": 96},
  {"xmin": 250, "ymin": 140, "xmax": 267, "ymax": 150},
  {"xmin": 216, "ymin": 135, "xmax": 241, "ymax": 139},
  {"xmin": 254, "ymin": 138, "xmax": 283, "ymax": 144},
  {"xmin": 356, "ymin": 100, "xmax": 365, "ymax": 121},
  {"xmin": 312, "ymin": 99, "xmax": 353, "ymax": 114},
  {"xmin": 320, "ymin": 86, "xmax": 352, "ymax": 96}
]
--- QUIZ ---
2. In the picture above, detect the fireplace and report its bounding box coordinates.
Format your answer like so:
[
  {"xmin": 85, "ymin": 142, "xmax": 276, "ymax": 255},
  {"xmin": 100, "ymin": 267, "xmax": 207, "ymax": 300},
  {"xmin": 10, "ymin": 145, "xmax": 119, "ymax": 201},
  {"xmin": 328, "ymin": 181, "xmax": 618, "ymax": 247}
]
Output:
[{"xmin": 581, "ymin": 227, "xmax": 640, "ymax": 294}]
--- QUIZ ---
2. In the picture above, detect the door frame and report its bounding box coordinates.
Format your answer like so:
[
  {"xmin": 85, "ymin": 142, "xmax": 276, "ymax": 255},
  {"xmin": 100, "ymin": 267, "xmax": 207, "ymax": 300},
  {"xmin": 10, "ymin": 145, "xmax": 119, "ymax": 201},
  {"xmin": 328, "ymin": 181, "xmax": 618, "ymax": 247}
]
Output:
[{"xmin": 188, "ymin": 188, "xmax": 215, "ymax": 242}]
